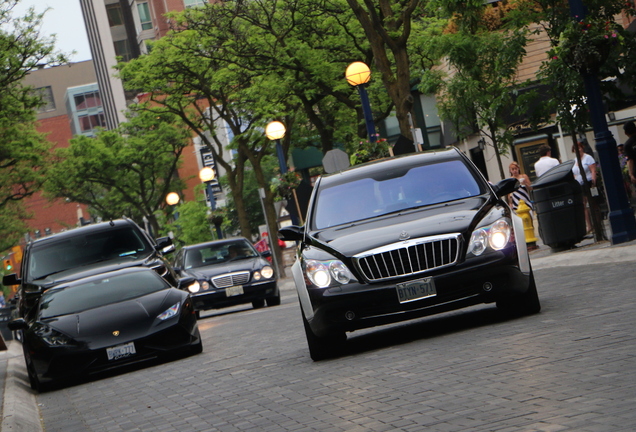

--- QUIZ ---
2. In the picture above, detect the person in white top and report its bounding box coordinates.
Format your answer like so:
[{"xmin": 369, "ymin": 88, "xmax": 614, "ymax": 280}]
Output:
[
  {"xmin": 534, "ymin": 144, "xmax": 560, "ymax": 178},
  {"xmin": 571, "ymin": 142, "xmax": 597, "ymax": 234}
]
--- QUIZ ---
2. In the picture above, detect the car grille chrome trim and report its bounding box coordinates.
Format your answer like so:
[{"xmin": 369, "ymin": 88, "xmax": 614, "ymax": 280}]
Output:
[
  {"xmin": 353, "ymin": 233, "xmax": 461, "ymax": 282},
  {"xmin": 210, "ymin": 271, "xmax": 250, "ymax": 288}
]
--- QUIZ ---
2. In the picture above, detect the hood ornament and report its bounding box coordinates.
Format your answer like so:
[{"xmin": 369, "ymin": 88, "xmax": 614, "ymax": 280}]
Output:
[
  {"xmin": 113, "ymin": 331, "xmax": 120, "ymax": 336},
  {"xmin": 398, "ymin": 231, "xmax": 410, "ymax": 241}
]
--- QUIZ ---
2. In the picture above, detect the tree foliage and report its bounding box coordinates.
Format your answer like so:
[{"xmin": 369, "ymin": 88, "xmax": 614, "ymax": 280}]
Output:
[
  {"xmin": 0, "ymin": 0, "xmax": 67, "ymax": 249},
  {"xmin": 43, "ymin": 108, "xmax": 191, "ymax": 235},
  {"xmin": 420, "ymin": 1, "xmax": 531, "ymax": 179}
]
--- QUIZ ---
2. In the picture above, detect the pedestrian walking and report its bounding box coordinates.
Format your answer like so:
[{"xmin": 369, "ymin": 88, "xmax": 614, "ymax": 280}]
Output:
[
  {"xmin": 571, "ymin": 142, "xmax": 597, "ymax": 234},
  {"xmin": 623, "ymin": 121, "xmax": 636, "ymax": 185},
  {"xmin": 508, "ymin": 161, "xmax": 533, "ymax": 217},
  {"xmin": 534, "ymin": 144, "xmax": 560, "ymax": 178}
]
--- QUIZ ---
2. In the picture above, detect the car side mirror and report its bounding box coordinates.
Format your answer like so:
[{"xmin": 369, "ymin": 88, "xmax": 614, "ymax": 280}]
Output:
[
  {"xmin": 278, "ymin": 226, "xmax": 304, "ymax": 242},
  {"xmin": 2, "ymin": 274, "xmax": 20, "ymax": 286},
  {"xmin": 155, "ymin": 237, "xmax": 175, "ymax": 254},
  {"xmin": 492, "ymin": 178, "xmax": 519, "ymax": 198},
  {"xmin": 177, "ymin": 276, "xmax": 197, "ymax": 290},
  {"xmin": 260, "ymin": 250, "xmax": 272, "ymax": 258},
  {"xmin": 8, "ymin": 318, "xmax": 28, "ymax": 331}
]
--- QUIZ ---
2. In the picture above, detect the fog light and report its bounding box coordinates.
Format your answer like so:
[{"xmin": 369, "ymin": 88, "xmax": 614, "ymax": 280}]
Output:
[
  {"xmin": 483, "ymin": 282, "xmax": 493, "ymax": 292},
  {"xmin": 345, "ymin": 310, "xmax": 356, "ymax": 321}
]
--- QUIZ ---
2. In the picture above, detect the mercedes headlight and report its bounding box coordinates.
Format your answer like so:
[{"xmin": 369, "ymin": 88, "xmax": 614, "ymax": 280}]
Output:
[
  {"xmin": 467, "ymin": 218, "xmax": 512, "ymax": 256},
  {"xmin": 305, "ymin": 259, "xmax": 353, "ymax": 288},
  {"xmin": 188, "ymin": 281, "xmax": 201, "ymax": 293}
]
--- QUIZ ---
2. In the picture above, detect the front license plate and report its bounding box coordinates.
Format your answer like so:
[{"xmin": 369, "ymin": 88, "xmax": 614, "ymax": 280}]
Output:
[
  {"xmin": 106, "ymin": 342, "xmax": 136, "ymax": 361},
  {"xmin": 396, "ymin": 277, "xmax": 437, "ymax": 303},
  {"xmin": 225, "ymin": 285, "xmax": 244, "ymax": 297}
]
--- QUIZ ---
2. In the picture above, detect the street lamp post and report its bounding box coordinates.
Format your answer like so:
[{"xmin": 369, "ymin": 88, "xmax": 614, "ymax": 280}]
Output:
[
  {"xmin": 346, "ymin": 61, "xmax": 376, "ymax": 143},
  {"xmin": 265, "ymin": 121, "xmax": 287, "ymax": 175},
  {"xmin": 199, "ymin": 167, "xmax": 223, "ymax": 239},
  {"xmin": 568, "ymin": 0, "xmax": 636, "ymax": 245}
]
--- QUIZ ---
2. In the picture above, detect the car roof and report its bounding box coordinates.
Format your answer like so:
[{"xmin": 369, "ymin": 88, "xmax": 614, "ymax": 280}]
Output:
[
  {"xmin": 318, "ymin": 147, "xmax": 465, "ymax": 188},
  {"xmin": 27, "ymin": 219, "xmax": 141, "ymax": 247}
]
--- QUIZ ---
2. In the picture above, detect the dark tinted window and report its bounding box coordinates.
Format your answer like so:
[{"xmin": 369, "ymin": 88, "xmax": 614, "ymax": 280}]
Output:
[
  {"xmin": 184, "ymin": 239, "xmax": 258, "ymax": 269},
  {"xmin": 313, "ymin": 160, "xmax": 484, "ymax": 229},
  {"xmin": 39, "ymin": 271, "xmax": 169, "ymax": 318},
  {"xmin": 28, "ymin": 226, "xmax": 153, "ymax": 280}
]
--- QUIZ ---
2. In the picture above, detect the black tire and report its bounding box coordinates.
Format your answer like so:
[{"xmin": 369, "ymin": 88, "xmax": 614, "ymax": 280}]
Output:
[
  {"xmin": 301, "ymin": 311, "xmax": 346, "ymax": 361},
  {"xmin": 23, "ymin": 347, "xmax": 47, "ymax": 392},
  {"xmin": 266, "ymin": 293, "xmax": 281, "ymax": 307},
  {"xmin": 252, "ymin": 299, "xmax": 265, "ymax": 309},
  {"xmin": 496, "ymin": 271, "xmax": 541, "ymax": 317}
]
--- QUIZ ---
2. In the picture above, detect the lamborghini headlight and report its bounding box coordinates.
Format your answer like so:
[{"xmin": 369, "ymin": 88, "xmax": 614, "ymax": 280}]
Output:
[
  {"xmin": 35, "ymin": 325, "xmax": 73, "ymax": 346},
  {"xmin": 467, "ymin": 218, "xmax": 512, "ymax": 256},
  {"xmin": 157, "ymin": 303, "xmax": 180, "ymax": 320}
]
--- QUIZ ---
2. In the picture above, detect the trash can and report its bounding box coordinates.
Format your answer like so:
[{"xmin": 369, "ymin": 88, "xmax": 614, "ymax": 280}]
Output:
[
  {"xmin": 0, "ymin": 306, "xmax": 14, "ymax": 342},
  {"xmin": 532, "ymin": 160, "xmax": 586, "ymax": 249}
]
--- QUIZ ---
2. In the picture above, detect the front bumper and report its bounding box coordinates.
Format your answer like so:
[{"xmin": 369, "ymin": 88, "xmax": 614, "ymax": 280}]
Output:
[
  {"xmin": 191, "ymin": 280, "xmax": 278, "ymax": 311},
  {"xmin": 304, "ymin": 250, "xmax": 530, "ymax": 337},
  {"xmin": 30, "ymin": 314, "xmax": 200, "ymax": 383}
]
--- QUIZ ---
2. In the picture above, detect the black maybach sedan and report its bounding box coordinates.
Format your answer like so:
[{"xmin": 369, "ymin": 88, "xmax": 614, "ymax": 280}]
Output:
[
  {"xmin": 8, "ymin": 267, "xmax": 202, "ymax": 391},
  {"xmin": 173, "ymin": 238, "xmax": 279, "ymax": 317},
  {"xmin": 279, "ymin": 147, "xmax": 540, "ymax": 361}
]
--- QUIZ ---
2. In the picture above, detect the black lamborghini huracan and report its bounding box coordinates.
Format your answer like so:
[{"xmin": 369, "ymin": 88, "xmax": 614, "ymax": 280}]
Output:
[{"xmin": 8, "ymin": 267, "xmax": 202, "ymax": 391}]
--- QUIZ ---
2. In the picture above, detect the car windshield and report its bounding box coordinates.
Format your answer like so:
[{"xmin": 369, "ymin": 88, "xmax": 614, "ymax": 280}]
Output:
[
  {"xmin": 28, "ymin": 226, "xmax": 153, "ymax": 281},
  {"xmin": 313, "ymin": 159, "xmax": 484, "ymax": 229},
  {"xmin": 39, "ymin": 271, "xmax": 169, "ymax": 318},
  {"xmin": 184, "ymin": 240, "xmax": 258, "ymax": 269}
]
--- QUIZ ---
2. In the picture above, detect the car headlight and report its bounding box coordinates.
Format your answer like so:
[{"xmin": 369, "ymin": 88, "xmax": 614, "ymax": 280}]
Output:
[
  {"xmin": 35, "ymin": 325, "xmax": 74, "ymax": 346},
  {"xmin": 467, "ymin": 218, "xmax": 512, "ymax": 256},
  {"xmin": 157, "ymin": 303, "xmax": 180, "ymax": 320},
  {"xmin": 260, "ymin": 265, "xmax": 274, "ymax": 279},
  {"xmin": 188, "ymin": 281, "xmax": 201, "ymax": 293},
  {"xmin": 201, "ymin": 281, "xmax": 210, "ymax": 291},
  {"xmin": 305, "ymin": 259, "xmax": 352, "ymax": 288}
]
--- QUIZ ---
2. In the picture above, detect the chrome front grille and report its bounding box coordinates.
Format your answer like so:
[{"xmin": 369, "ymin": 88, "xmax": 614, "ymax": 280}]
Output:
[
  {"xmin": 354, "ymin": 234, "xmax": 461, "ymax": 282},
  {"xmin": 211, "ymin": 271, "xmax": 250, "ymax": 288}
]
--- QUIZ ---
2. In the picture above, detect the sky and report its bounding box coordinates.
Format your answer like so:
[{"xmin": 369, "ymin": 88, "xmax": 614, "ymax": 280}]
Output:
[{"xmin": 12, "ymin": 0, "xmax": 92, "ymax": 62}]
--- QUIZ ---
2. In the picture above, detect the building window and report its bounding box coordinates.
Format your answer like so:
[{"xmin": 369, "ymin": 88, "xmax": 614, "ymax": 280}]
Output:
[
  {"xmin": 184, "ymin": 0, "xmax": 207, "ymax": 8},
  {"xmin": 114, "ymin": 39, "xmax": 133, "ymax": 62},
  {"xmin": 35, "ymin": 86, "xmax": 55, "ymax": 112},
  {"xmin": 78, "ymin": 113, "xmax": 106, "ymax": 132},
  {"xmin": 137, "ymin": 2, "xmax": 152, "ymax": 30},
  {"xmin": 74, "ymin": 91, "xmax": 102, "ymax": 110},
  {"xmin": 106, "ymin": 4, "xmax": 124, "ymax": 27}
]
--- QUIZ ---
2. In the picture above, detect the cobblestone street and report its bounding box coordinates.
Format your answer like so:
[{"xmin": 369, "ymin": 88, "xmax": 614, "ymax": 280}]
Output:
[{"xmin": 8, "ymin": 260, "xmax": 629, "ymax": 432}]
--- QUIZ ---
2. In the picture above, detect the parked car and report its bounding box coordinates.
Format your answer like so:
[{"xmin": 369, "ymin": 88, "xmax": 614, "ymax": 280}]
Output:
[
  {"xmin": 2, "ymin": 218, "xmax": 177, "ymax": 319},
  {"xmin": 173, "ymin": 238, "xmax": 279, "ymax": 317},
  {"xmin": 8, "ymin": 267, "xmax": 202, "ymax": 391},
  {"xmin": 279, "ymin": 148, "xmax": 540, "ymax": 361}
]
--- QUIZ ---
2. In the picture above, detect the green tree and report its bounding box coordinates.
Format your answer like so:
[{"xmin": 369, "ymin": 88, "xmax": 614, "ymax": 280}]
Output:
[
  {"xmin": 162, "ymin": 199, "xmax": 214, "ymax": 247},
  {"xmin": 343, "ymin": 0, "xmax": 435, "ymax": 140},
  {"xmin": 420, "ymin": 1, "xmax": 532, "ymax": 179},
  {"xmin": 0, "ymin": 1, "xmax": 67, "ymax": 249},
  {"xmin": 43, "ymin": 108, "xmax": 191, "ymax": 235}
]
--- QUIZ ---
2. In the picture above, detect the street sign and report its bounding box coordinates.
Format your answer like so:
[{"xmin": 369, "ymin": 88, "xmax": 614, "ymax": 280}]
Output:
[{"xmin": 322, "ymin": 149, "xmax": 350, "ymax": 174}]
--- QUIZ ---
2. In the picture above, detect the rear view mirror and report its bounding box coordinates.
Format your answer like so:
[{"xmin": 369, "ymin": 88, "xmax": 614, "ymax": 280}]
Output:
[
  {"xmin": 8, "ymin": 318, "xmax": 28, "ymax": 331},
  {"xmin": 155, "ymin": 237, "xmax": 175, "ymax": 254},
  {"xmin": 278, "ymin": 226, "xmax": 304, "ymax": 242},
  {"xmin": 2, "ymin": 274, "xmax": 20, "ymax": 286},
  {"xmin": 492, "ymin": 178, "xmax": 519, "ymax": 198}
]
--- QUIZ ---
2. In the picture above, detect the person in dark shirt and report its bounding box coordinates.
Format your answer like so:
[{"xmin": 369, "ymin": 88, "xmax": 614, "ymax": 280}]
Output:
[{"xmin": 624, "ymin": 121, "xmax": 636, "ymax": 185}]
